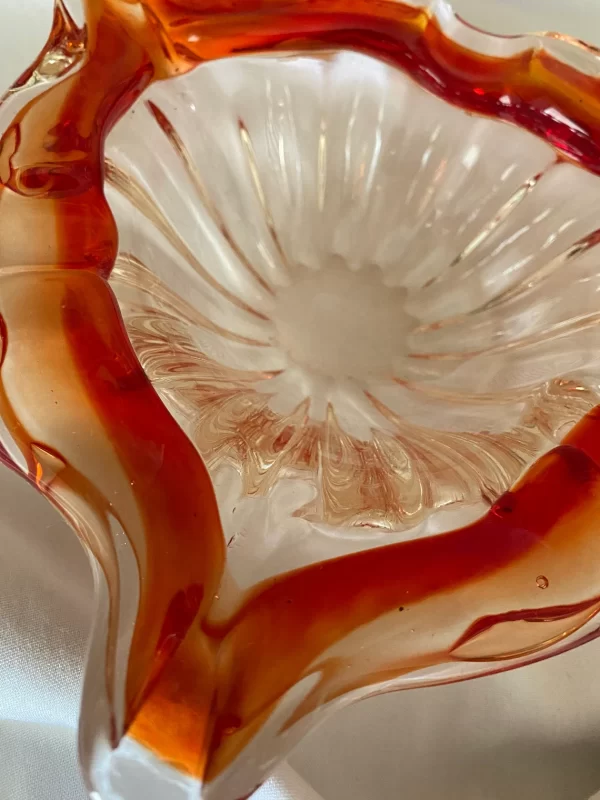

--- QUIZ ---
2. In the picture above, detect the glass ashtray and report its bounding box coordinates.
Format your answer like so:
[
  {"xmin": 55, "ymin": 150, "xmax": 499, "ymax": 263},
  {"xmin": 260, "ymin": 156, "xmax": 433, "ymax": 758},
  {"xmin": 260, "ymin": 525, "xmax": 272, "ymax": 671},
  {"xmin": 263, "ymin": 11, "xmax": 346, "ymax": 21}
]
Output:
[{"xmin": 4, "ymin": 1, "xmax": 600, "ymax": 799}]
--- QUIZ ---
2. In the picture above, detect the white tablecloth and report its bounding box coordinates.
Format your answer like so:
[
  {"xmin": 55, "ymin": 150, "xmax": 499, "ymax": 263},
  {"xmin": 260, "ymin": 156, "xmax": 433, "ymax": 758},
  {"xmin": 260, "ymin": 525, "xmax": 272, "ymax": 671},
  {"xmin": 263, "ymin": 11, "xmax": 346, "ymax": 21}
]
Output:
[{"xmin": 3, "ymin": 2, "xmax": 600, "ymax": 799}]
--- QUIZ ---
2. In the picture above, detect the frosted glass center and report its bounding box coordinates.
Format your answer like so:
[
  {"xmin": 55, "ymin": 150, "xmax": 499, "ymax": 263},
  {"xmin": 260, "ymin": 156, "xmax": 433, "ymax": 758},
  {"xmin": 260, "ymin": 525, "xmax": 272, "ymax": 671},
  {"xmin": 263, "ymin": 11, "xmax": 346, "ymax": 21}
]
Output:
[{"xmin": 273, "ymin": 261, "xmax": 413, "ymax": 379}]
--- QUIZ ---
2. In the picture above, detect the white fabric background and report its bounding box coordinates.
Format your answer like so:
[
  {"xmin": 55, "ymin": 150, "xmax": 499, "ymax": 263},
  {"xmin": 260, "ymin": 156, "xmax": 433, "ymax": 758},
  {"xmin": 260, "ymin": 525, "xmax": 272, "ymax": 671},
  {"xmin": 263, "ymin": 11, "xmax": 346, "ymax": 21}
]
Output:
[{"xmin": 3, "ymin": 2, "xmax": 600, "ymax": 799}]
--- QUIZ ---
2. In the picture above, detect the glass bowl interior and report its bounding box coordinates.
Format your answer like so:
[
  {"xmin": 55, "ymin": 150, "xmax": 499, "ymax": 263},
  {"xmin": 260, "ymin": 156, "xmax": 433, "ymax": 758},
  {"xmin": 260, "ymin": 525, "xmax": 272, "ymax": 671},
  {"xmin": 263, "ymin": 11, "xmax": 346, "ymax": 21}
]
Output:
[{"xmin": 107, "ymin": 46, "xmax": 600, "ymax": 589}]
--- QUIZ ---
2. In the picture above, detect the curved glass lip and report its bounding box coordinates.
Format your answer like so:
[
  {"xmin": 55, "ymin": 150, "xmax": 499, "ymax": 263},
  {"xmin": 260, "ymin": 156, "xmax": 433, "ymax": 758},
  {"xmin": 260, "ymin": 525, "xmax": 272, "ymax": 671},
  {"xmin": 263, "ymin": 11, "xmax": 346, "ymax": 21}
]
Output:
[
  {"xmin": 424, "ymin": 0, "xmax": 600, "ymax": 68},
  {"xmin": 160, "ymin": 0, "xmax": 600, "ymax": 181},
  {"xmin": 4, "ymin": 0, "xmax": 600, "ymax": 110},
  {"xmin": 238, "ymin": 0, "xmax": 600, "ymax": 72}
]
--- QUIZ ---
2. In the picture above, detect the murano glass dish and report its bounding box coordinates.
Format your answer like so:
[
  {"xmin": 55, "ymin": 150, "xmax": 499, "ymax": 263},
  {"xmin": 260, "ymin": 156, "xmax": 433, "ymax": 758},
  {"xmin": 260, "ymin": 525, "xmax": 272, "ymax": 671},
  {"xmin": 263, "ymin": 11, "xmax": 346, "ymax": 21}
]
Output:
[{"xmin": 5, "ymin": 1, "xmax": 600, "ymax": 799}]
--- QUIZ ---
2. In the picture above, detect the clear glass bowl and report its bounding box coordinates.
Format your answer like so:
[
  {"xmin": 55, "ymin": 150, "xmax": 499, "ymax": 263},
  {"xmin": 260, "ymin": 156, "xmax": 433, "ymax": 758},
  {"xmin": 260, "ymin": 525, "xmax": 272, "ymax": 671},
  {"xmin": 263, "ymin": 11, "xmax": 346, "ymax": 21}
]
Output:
[
  {"xmin": 5, "ymin": 1, "xmax": 600, "ymax": 799},
  {"xmin": 107, "ymin": 46, "xmax": 600, "ymax": 538}
]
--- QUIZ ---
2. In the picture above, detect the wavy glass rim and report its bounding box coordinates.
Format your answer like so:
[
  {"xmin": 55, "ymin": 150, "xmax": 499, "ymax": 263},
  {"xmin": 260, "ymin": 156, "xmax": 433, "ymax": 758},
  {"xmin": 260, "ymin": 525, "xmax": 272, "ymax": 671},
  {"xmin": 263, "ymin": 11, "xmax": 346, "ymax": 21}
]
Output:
[
  {"xmin": 425, "ymin": 0, "xmax": 600, "ymax": 65},
  {"xmin": 214, "ymin": 0, "xmax": 600, "ymax": 180}
]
